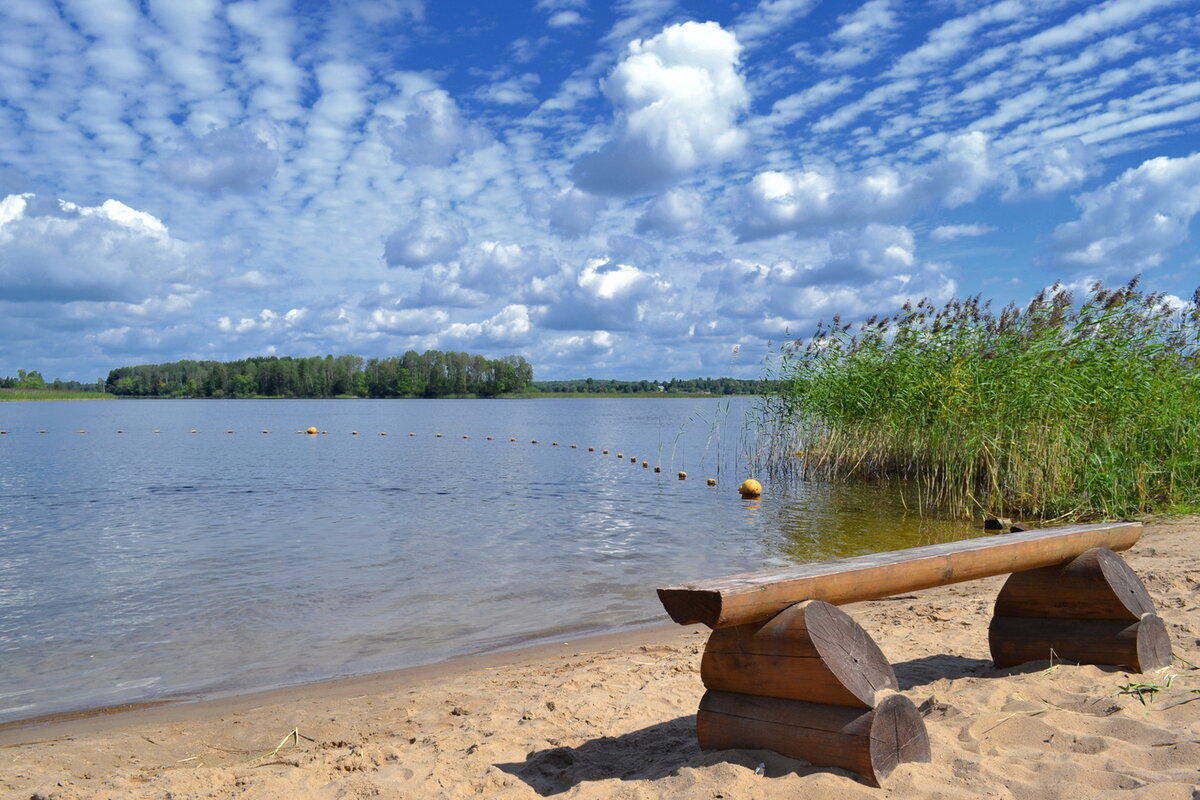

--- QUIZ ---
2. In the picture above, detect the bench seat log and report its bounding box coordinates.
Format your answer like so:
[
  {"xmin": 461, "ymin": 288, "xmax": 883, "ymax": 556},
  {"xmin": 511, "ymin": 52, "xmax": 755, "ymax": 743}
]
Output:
[
  {"xmin": 658, "ymin": 522, "xmax": 1142, "ymax": 629},
  {"xmin": 697, "ymin": 690, "xmax": 930, "ymax": 787},
  {"xmin": 701, "ymin": 599, "xmax": 897, "ymax": 707}
]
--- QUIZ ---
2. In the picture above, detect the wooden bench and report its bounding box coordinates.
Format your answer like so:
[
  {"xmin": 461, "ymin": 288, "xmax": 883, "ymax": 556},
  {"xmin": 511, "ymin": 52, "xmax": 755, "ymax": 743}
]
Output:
[{"xmin": 656, "ymin": 521, "xmax": 1170, "ymax": 786}]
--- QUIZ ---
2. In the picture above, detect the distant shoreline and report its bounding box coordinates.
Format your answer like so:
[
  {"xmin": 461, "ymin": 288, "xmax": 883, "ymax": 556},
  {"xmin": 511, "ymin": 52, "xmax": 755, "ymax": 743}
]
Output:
[{"xmin": 2, "ymin": 392, "xmax": 761, "ymax": 401}]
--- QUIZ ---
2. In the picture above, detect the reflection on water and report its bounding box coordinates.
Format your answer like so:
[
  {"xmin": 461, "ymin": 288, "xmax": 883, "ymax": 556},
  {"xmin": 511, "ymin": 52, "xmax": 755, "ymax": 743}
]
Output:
[{"xmin": 0, "ymin": 398, "xmax": 980, "ymax": 723}]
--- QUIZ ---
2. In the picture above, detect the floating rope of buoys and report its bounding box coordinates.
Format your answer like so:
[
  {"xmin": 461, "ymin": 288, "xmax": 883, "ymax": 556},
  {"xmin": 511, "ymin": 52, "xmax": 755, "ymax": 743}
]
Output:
[{"xmin": 739, "ymin": 478, "xmax": 762, "ymax": 498}]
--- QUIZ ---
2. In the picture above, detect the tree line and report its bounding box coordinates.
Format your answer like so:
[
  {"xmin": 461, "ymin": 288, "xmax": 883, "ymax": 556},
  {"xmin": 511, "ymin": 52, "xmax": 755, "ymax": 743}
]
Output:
[
  {"xmin": 0, "ymin": 370, "xmax": 106, "ymax": 392},
  {"xmin": 531, "ymin": 377, "xmax": 774, "ymax": 395},
  {"xmin": 104, "ymin": 352, "xmax": 534, "ymax": 398}
]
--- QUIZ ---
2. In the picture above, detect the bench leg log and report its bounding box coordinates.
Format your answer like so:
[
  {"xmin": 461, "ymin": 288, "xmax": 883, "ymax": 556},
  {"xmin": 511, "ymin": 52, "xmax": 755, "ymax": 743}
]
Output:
[
  {"xmin": 989, "ymin": 547, "xmax": 1171, "ymax": 672},
  {"xmin": 695, "ymin": 599, "xmax": 929, "ymax": 785},
  {"xmin": 697, "ymin": 690, "xmax": 930, "ymax": 788}
]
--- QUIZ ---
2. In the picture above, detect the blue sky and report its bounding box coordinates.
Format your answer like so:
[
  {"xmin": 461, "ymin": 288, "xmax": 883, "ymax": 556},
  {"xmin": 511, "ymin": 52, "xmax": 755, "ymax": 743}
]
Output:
[{"xmin": 1, "ymin": 0, "xmax": 1198, "ymax": 382}]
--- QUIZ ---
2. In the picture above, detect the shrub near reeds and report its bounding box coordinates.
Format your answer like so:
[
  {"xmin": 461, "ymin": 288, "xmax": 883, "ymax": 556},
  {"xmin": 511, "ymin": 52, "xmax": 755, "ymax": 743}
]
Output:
[{"xmin": 766, "ymin": 279, "xmax": 1200, "ymax": 521}]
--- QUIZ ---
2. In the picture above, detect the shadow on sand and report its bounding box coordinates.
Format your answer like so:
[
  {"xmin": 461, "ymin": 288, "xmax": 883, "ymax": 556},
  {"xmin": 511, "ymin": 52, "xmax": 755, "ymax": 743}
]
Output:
[{"xmin": 497, "ymin": 654, "xmax": 1011, "ymax": 795}]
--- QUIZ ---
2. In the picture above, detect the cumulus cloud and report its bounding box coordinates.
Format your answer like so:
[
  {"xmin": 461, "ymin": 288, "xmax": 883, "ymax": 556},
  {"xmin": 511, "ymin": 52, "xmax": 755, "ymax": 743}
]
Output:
[
  {"xmin": 571, "ymin": 21, "xmax": 749, "ymax": 196},
  {"xmin": 539, "ymin": 257, "xmax": 666, "ymax": 331},
  {"xmin": 736, "ymin": 132, "xmax": 996, "ymax": 241},
  {"xmin": 161, "ymin": 126, "xmax": 278, "ymax": 193},
  {"xmin": 525, "ymin": 187, "xmax": 607, "ymax": 238},
  {"xmin": 383, "ymin": 201, "xmax": 468, "ymax": 268},
  {"xmin": 636, "ymin": 188, "xmax": 704, "ymax": 237},
  {"xmin": 0, "ymin": 193, "xmax": 197, "ymax": 303},
  {"xmin": 382, "ymin": 89, "xmax": 491, "ymax": 167},
  {"xmin": 1053, "ymin": 151, "xmax": 1200, "ymax": 270},
  {"xmin": 474, "ymin": 73, "xmax": 540, "ymax": 105}
]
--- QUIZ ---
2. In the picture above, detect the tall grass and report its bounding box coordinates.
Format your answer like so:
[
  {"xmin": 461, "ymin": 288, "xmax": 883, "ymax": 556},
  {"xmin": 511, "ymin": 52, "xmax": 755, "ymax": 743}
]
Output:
[{"xmin": 763, "ymin": 279, "xmax": 1200, "ymax": 521}]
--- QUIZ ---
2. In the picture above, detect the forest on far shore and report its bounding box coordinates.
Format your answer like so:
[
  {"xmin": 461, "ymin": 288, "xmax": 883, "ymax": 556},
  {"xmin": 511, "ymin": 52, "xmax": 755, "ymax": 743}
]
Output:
[{"xmin": 103, "ymin": 352, "xmax": 534, "ymax": 398}]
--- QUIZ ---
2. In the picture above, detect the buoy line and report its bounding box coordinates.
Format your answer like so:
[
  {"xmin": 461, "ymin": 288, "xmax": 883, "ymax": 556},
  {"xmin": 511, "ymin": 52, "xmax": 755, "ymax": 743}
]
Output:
[{"xmin": 2, "ymin": 425, "xmax": 760, "ymax": 497}]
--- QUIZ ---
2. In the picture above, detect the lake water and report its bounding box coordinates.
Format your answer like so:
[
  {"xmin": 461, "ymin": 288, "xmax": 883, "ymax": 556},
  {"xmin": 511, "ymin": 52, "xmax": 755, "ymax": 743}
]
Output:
[{"xmin": 0, "ymin": 398, "xmax": 979, "ymax": 724}]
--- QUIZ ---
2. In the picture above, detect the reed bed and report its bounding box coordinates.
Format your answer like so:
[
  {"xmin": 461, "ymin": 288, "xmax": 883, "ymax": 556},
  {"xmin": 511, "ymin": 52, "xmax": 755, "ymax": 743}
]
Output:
[
  {"xmin": 762, "ymin": 279, "xmax": 1200, "ymax": 521},
  {"xmin": 0, "ymin": 388, "xmax": 113, "ymax": 401}
]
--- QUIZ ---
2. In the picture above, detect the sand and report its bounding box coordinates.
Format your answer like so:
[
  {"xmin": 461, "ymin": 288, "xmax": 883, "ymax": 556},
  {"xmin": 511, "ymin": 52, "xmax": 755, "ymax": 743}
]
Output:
[{"xmin": 3, "ymin": 518, "xmax": 1198, "ymax": 799}]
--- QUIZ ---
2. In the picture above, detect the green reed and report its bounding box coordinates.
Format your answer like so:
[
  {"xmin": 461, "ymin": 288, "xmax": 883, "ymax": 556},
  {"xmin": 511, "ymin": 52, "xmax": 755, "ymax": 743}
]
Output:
[
  {"xmin": 763, "ymin": 278, "xmax": 1200, "ymax": 521},
  {"xmin": 0, "ymin": 388, "xmax": 114, "ymax": 401}
]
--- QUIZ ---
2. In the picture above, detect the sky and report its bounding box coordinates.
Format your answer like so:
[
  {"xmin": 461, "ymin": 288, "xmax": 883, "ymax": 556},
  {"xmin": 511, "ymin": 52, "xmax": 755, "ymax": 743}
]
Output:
[{"xmin": 1, "ymin": 0, "xmax": 1198, "ymax": 382}]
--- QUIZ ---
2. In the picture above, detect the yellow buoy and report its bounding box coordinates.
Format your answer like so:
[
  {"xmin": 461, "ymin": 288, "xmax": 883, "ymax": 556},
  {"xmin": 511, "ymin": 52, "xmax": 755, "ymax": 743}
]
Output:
[
  {"xmin": 191, "ymin": 430, "xmax": 198, "ymax": 434},
  {"xmin": 463, "ymin": 435, "xmax": 469, "ymax": 439},
  {"xmin": 410, "ymin": 433, "xmax": 416, "ymax": 436},
  {"xmin": 226, "ymin": 430, "xmax": 234, "ymax": 434},
  {"xmin": 436, "ymin": 433, "xmax": 443, "ymax": 437},
  {"xmin": 531, "ymin": 439, "xmax": 538, "ymax": 444},
  {"xmin": 320, "ymin": 431, "xmax": 328, "ymax": 435},
  {"xmin": 553, "ymin": 442, "xmax": 559, "ymax": 446},
  {"xmin": 678, "ymin": 471, "xmax": 687, "ymax": 480},
  {"xmin": 654, "ymin": 466, "xmax": 661, "ymax": 473},
  {"xmin": 571, "ymin": 444, "xmax": 577, "ymax": 448},
  {"xmin": 487, "ymin": 436, "xmax": 493, "ymax": 440},
  {"xmin": 707, "ymin": 478, "xmax": 717, "ymax": 487},
  {"xmin": 351, "ymin": 431, "xmax": 359, "ymax": 435},
  {"xmin": 153, "ymin": 430, "xmax": 160, "ymax": 434},
  {"xmin": 39, "ymin": 430, "xmax": 46, "ymax": 434},
  {"xmin": 116, "ymin": 430, "xmax": 125, "ymax": 434},
  {"xmin": 306, "ymin": 427, "xmax": 318, "ymax": 435},
  {"xmin": 739, "ymin": 478, "xmax": 763, "ymax": 498},
  {"xmin": 617, "ymin": 453, "xmax": 623, "ymax": 459},
  {"xmin": 630, "ymin": 456, "xmax": 637, "ymax": 462},
  {"xmin": 380, "ymin": 432, "xmax": 388, "ymax": 436},
  {"xmin": 642, "ymin": 461, "xmax": 649, "ymax": 468},
  {"xmin": 603, "ymin": 449, "xmax": 609, "ymax": 454},
  {"xmin": 510, "ymin": 438, "xmax": 517, "ymax": 442},
  {"xmin": 79, "ymin": 430, "xmax": 86, "ymax": 434},
  {"xmin": 262, "ymin": 430, "xmax": 269, "ymax": 434},
  {"xmin": 588, "ymin": 447, "xmax": 594, "ymax": 452},
  {"xmin": 0, "ymin": 431, "xmax": 7, "ymax": 435}
]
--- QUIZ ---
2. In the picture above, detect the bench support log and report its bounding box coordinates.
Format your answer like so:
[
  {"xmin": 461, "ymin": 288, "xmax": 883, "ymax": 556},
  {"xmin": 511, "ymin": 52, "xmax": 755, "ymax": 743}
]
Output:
[
  {"xmin": 697, "ymin": 690, "xmax": 930, "ymax": 787},
  {"xmin": 696, "ymin": 600, "xmax": 927, "ymax": 785},
  {"xmin": 988, "ymin": 547, "xmax": 1171, "ymax": 672}
]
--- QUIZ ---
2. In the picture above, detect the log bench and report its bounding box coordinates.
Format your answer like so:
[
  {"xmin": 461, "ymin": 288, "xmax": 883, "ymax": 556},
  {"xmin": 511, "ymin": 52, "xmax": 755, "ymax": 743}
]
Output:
[{"xmin": 657, "ymin": 521, "xmax": 1170, "ymax": 786}]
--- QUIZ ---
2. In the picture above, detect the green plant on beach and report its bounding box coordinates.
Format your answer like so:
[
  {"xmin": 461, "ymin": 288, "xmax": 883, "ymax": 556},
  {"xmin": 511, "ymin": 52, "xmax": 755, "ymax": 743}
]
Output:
[{"xmin": 762, "ymin": 278, "xmax": 1200, "ymax": 521}]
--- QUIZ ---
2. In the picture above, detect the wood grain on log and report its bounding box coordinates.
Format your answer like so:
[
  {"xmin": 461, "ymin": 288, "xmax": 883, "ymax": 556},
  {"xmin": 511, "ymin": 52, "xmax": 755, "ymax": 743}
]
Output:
[
  {"xmin": 701, "ymin": 600, "xmax": 895, "ymax": 707},
  {"xmin": 988, "ymin": 614, "xmax": 1171, "ymax": 672},
  {"xmin": 993, "ymin": 547, "xmax": 1156, "ymax": 620},
  {"xmin": 659, "ymin": 522, "xmax": 1142, "ymax": 629},
  {"xmin": 696, "ymin": 690, "xmax": 930, "ymax": 787}
]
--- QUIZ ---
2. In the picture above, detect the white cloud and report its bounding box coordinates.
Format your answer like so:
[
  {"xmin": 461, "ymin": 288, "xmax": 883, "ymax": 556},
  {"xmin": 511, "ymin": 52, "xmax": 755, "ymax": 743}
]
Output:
[
  {"xmin": 474, "ymin": 73, "xmax": 540, "ymax": 105},
  {"xmin": 0, "ymin": 193, "xmax": 198, "ymax": 303},
  {"xmin": 381, "ymin": 88, "xmax": 491, "ymax": 167},
  {"xmin": 571, "ymin": 21, "xmax": 749, "ymax": 196},
  {"xmin": 383, "ymin": 200, "xmax": 468, "ymax": 268},
  {"xmin": 162, "ymin": 126, "xmax": 278, "ymax": 194},
  {"xmin": 547, "ymin": 10, "xmax": 585, "ymax": 28},
  {"xmin": 1053, "ymin": 151, "xmax": 1200, "ymax": 270},
  {"xmin": 636, "ymin": 188, "xmax": 704, "ymax": 237},
  {"xmin": 737, "ymin": 132, "xmax": 997, "ymax": 240},
  {"xmin": 733, "ymin": 0, "xmax": 818, "ymax": 47},
  {"xmin": 820, "ymin": 0, "xmax": 898, "ymax": 69},
  {"xmin": 930, "ymin": 224, "xmax": 996, "ymax": 241}
]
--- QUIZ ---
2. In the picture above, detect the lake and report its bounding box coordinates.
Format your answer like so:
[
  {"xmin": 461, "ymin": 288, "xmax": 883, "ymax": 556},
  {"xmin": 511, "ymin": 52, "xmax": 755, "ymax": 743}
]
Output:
[{"xmin": 0, "ymin": 398, "xmax": 979, "ymax": 724}]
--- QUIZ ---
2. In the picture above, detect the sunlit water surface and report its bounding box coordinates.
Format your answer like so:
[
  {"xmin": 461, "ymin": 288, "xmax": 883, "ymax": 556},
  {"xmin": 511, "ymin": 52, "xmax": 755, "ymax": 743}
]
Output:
[{"xmin": 0, "ymin": 398, "xmax": 979, "ymax": 723}]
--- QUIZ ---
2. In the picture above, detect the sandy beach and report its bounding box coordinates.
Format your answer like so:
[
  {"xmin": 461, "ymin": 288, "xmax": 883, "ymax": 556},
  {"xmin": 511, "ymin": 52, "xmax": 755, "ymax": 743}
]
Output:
[{"xmin": 3, "ymin": 518, "xmax": 1198, "ymax": 799}]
